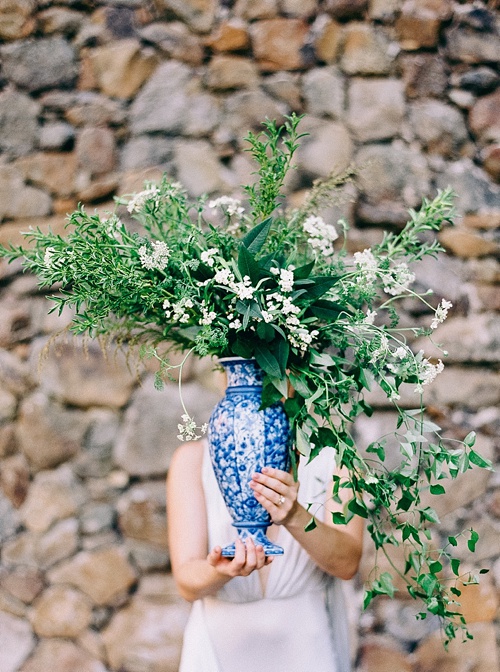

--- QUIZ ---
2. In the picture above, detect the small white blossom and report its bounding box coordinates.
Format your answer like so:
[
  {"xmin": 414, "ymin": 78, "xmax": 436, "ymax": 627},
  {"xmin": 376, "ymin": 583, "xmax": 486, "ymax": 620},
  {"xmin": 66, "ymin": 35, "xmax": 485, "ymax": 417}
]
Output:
[
  {"xmin": 382, "ymin": 262, "xmax": 415, "ymax": 296},
  {"xmin": 261, "ymin": 310, "xmax": 274, "ymax": 323},
  {"xmin": 415, "ymin": 357, "xmax": 444, "ymax": 393},
  {"xmin": 127, "ymin": 187, "xmax": 160, "ymax": 214},
  {"xmin": 200, "ymin": 303, "xmax": 217, "ymax": 326},
  {"xmin": 201, "ymin": 248, "xmax": 218, "ymax": 267},
  {"xmin": 430, "ymin": 299, "xmax": 453, "ymax": 330},
  {"xmin": 394, "ymin": 346, "xmax": 409, "ymax": 359},
  {"xmin": 208, "ymin": 196, "xmax": 244, "ymax": 217},
  {"xmin": 370, "ymin": 333, "xmax": 390, "ymax": 364},
  {"xmin": 364, "ymin": 309, "xmax": 377, "ymax": 325},
  {"xmin": 281, "ymin": 298, "xmax": 301, "ymax": 316},
  {"xmin": 44, "ymin": 247, "xmax": 56, "ymax": 268},
  {"xmin": 278, "ymin": 268, "xmax": 294, "ymax": 293},
  {"xmin": 229, "ymin": 318, "xmax": 242, "ymax": 329},
  {"xmin": 303, "ymin": 215, "xmax": 338, "ymax": 257},
  {"xmin": 177, "ymin": 414, "xmax": 205, "ymax": 442},
  {"xmin": 353, "ymin": 249, "xmax": 378, "ymax": 283},
  {"xmin": 234, "ymin": 276, "xmax": 256, "ymax": 300},
  {"xmin": 214, "ymin": 268, "xmax": 235, "ymax": 286},
  {"xmin": 138, "ymin": 240, "xmax": 171, "ymax": 271}
]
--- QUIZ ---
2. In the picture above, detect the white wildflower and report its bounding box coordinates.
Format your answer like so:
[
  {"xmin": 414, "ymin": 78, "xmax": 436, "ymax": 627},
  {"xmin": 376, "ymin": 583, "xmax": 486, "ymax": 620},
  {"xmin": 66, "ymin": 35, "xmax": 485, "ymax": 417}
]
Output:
[
  {"xmin": 278, "ymin": 268, "xmax": 294, "ymax": 293},
  {"xmin": 303, "ymin": 215, "xmax": 338, "ymax": 257},
  {"xmin": 127, "ymin": 187, "xmax": 160, "ymax": 214},
  {"xmin": 172, "ymin": 297, "xmax": 194, "ymax": 323},
  {"xmin": 164, "ymin": 181, "xmax": 184, "ymax": 198},
  {"xmin": 214, "ymin": 268, "xmax": 235, "ymax": 286},
  {"xmin": 234, "ymin": 276, "xmax": 255, "ymax": 300},
  {"xmin": 138, "ymin": 240, "xmax": 171, "ymax": 271},
  {"xmin": 415, "ymin": 357, "xmax": 444, "ymax": 393},
  {"xmin": 229, "ymin": 318, "xmax": 242, "ymax": 329},
  {"xmin": 44, "ymin": 247, "xmax": 56, "ymax": 268},
  {"xmin": 364, "ymin": 310, "xmax": 377, "ymax": 325},
  {"xmin": 382, "ymin": 262, "xmax": 415, "ymax": 296},
  {"xmin": 394, "ymin": 346, "xmax": 409, "ymax": 359},
  {"xmin": 201, "ymin": 248, "xmax": 218, "ymax": 267},
  {"xmin": 208, "ymin": 196, "xmax": 244, "ymax": 217},
  {"xmin": 281, "ymin": 298, "xmax": 301, "ymax": 316},
  {"xmin": 177, "ymin": 414, "xmax": 202, "ymax": 442},
  {"xmin": 353, "ymin": 249, "xmax": 378, "ymax": 283},
  {"xmin": 430, "ymin": 299, "xmax": 453, "ymax": 330},
  {"xmin": 261, "ymin": 310, "xmax": 274, "ymax": 323},
  {"xmin": 200, "ymin": 303, "xmax": 217, "ymax": 326}
]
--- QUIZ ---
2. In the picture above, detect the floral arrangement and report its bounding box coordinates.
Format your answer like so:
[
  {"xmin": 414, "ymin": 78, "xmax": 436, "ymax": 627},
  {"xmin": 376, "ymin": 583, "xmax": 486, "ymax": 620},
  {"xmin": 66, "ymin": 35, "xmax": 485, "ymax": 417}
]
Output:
[{"xmin": 1, "ymin": 115, "xmax": 491, "ymax": 644}]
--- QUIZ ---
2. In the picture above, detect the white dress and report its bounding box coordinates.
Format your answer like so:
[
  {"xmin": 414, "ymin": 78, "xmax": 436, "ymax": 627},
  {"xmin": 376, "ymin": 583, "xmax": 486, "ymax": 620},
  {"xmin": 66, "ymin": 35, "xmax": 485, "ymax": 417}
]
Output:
[{"xmin": 179, "ymin": 445, "xmax": 351, "ymax": 672}]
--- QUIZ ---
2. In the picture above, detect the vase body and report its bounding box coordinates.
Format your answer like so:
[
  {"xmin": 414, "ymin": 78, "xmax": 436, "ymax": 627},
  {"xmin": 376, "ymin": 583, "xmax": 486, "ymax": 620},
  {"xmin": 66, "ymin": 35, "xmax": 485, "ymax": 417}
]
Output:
[{"xmin": 208, "ymin": 357, "xmax": 290, "ymax": 556}]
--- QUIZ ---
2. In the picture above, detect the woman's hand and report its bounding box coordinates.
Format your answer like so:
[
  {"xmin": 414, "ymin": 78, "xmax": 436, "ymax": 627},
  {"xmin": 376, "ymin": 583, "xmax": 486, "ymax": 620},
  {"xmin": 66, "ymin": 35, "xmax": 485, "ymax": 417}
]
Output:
[
  {"xmin": 249, "ymin": 467, "xmax": 299, "ymax": 525},
  {"xmin": 207, "ymin": 538, "xmax": 272, "ymax": 578}
]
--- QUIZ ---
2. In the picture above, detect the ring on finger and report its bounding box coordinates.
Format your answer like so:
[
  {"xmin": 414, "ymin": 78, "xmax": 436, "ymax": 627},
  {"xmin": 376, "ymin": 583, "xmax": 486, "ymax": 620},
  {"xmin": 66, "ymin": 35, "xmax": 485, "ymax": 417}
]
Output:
[{"xmin": 277, "ymin": 495, "xmax": 285, "ymax": 506}]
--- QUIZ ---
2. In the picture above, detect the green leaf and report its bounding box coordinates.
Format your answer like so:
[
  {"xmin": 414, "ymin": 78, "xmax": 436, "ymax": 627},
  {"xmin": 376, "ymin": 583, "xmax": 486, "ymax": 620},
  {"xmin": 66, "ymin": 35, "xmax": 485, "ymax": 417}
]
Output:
[
  {"xmin": 331, "ymin": 511, "xmax": 347, "ymax": 525},
  {"xmin": 296, "ymin": 426, "xmax": 311, "ymax": 458},
  {"xmin": 429, "ymin": 484, "xmax": 446, "ymax": 495},
  {"xmin": 451, "ymin": 558, "xmax": 461, "ymax": 576},
  {"xmin": 293, "ymin": 260, "xmax": 315, "ymax": 280},
  {"xmin": 463, "ymin": 431, "xmax": 476, "ymax": 448},
  {"xmin": 363, "ymin": 590, "xmax": 374, "ymax": 609},
  {"xmin": 429, "ymin": 561, "xmax": 443, "ymax": 574},
  {"xmin": 469, "ymin": 449, "xmax": 492, "ymax": 470},
  {"xmin": 347, "ymin": 498, "xmax": 368, "ymax": 519},
  {"xmin": 421, "ymin": 506, "xmax": 440, "ymax": 524},
  {"xmin": 254, "ymin": 344, "xmax": 282, "ymax": 378},
  {"xmin": 448, "ymin": 535, "xmax": 458, "ymax": 547},
  {"xmin": 304, "ymin": 516, "xmax": 317, "ymax": 532},
  {"xmin": 237, "ymin": 244, "xmax": 261, "ymax": 284},
  {"xmin": 256, "ymin": 321, "xmax": 275, "ymax": 342},
  {"xmin": 260, "ymin": 378, "xmax": 284, "ymax": 407},
  {"xmin": 303, "ymin": 276, "xmax": 340, "ymax": 301},
  {"xmin": 468, "ymin": 529, "xmax": 479, "ymax": 553},
  {"xmin": 309, "ymin": 299, "xmax": 345, "ymax": 320},
  {"xmin": 272, "ymin": 335, "xmax": 289, "ymax": 377},
  {"xmin": 241, "ymin": 217, "xmax": 272, "ymax": 254},
  {"xmin": 288, "ymin": 372, "xmax": 312, "ymax": 398},
  {"xmin": 267, "ymin": 375, "xmax": 288, "ymax": 398}
]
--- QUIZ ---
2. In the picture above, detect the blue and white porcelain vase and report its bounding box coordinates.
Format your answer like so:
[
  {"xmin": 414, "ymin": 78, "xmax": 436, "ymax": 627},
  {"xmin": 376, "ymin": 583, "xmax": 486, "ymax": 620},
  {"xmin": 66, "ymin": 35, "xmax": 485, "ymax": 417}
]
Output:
[{"xmin": 208, "ymin": 357, "xmax": 290, "ymax": 556}]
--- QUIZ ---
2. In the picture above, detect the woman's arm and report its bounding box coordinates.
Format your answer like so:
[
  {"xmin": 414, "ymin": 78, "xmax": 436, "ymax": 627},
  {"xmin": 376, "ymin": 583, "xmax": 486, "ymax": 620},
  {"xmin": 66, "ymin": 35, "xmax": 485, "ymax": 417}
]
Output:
[
  {"xmin": 250, "ymin": 465, "xmax": 364, "ymax": 580},
  {"xmin": 167, "ymin": 441, "xmax": 272, "ymax": 602}
]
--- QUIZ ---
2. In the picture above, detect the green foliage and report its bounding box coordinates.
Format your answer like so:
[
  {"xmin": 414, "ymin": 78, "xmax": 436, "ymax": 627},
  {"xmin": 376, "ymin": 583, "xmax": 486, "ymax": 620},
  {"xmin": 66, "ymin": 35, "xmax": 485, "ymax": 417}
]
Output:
[{"xmin": 0, "ymin": 115, "xmax": 491, "ymax": 646}]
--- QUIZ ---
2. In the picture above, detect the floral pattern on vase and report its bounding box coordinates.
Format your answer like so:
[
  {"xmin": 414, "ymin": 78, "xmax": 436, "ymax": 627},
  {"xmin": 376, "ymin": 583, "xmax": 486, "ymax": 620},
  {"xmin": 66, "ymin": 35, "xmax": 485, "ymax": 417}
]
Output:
[{"xmin": 208, "ymin": 357, "xmax": 290, "ymax": 556}]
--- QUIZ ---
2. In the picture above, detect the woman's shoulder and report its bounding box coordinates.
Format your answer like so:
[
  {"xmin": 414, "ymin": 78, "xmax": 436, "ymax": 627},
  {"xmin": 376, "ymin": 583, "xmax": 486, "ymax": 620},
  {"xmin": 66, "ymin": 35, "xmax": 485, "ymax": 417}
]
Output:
[{"xmin": 169, "ymin": 439, "xmax": 206, "ymax": 473}]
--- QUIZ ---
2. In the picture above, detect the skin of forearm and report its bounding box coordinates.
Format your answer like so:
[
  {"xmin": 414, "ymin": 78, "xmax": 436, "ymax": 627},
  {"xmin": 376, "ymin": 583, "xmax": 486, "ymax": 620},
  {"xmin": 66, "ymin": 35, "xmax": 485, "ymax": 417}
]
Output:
[
  {"xmin": 173, "ymin": 559, "xmax": 234, "ymax": 602},
  {"xmin": 284, "ymin": 504, "xmax": 362, "ymax": 580}
]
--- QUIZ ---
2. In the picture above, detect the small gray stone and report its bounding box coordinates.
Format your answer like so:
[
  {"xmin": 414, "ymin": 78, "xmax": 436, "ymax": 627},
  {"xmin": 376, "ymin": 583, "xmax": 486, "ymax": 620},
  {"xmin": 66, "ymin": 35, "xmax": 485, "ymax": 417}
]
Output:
[
  {"xmin": 35, "ymin": 517, "xmax": 79, "ymax": 569},
  {"xmin": 174, "ymin": 140, "xmax": 226, "ymax": 196},
  {"xmin": 296, "ymin": 117, "xmax": 353, "ymax": 179},
  {"xmin": 436, "ymin": 159, "xmax": 500, "ymax": 214},
  {"xmin": 446, "ymin": 26, "xmax": 500, "ymax": 64},
  {"xmin": 154, "ymin": 0, "xmax": 217, "ymax": 33},
  {"xmin": 184, "ymin": 93, "xmax": 221, "ymax": 137},
  {"xmin": 129, "ymin": 61, "xmax": 193, "ymax": 135},
  {"xmin": 302, "ymin": 66, "xmax": 345, "ymax": 119},
  {"xmin": 121, "ymin": 136, "xmax": 174, "ymax": 171},
  {"xmin": 0, "ymin": 88, "xmax": 39, "ymax": 157},
  {"xmin": 1, "ymin": 36, "xmax": 78, "ymax": 92},
  {"xmin": 409, "ymin": 100, "xmax": 469, "ymax": 157},
  {"xmin": 223, "ymin": 90, "xmax": 288, "ymax": 139},
  {"xmin": 347, "ymin": 78, "xmax": 405, "ymax": 142},
  {"xmin": 0, "ymin": 611, "xmax": 35, "ymax": 672},
  {"xmin": 81, "ymin": 503, "xmax": 115, "ymax": 535},
  {"xmin": 356, "ymin": 141, "xmax": 431, "ymax": 207},
  {"xmin": 39, "ymin": 122, "xmax": 75, "ymax": 150}
]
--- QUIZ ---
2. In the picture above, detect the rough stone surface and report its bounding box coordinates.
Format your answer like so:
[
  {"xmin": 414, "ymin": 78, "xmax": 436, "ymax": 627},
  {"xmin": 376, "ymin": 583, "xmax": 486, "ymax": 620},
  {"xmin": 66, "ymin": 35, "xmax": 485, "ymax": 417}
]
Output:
[
  {"xmin": 409, "ymin": 100, "xmax": 469, "ymax": 157},
  {"xmin": 0, "ymin": 36, "xmax": 78, "ymax": 92},
  {"xmin": 89, "ymin": 39, "xmax": 159, "ymax": 99},
  {"xmin": 48, "ymin": 546, "xmax": 137, "ymax": 606},
  {"xmin": 250, "ymin": 18, "xmax": 310, "ymax": 71},
  {"xmin": 29, "ymin": 585, "xmax": 93, "ymax": 637},
  {"xmin": 0, "ymin": 453, "xmax": 30, "ymax": 508},
  {"xmin": 296, "ymin": 117, "xmax": 353, "ymax": 178},
  {"xmin": 0, "ymin": 89, "xmax": 40, "ymax": 158},
  {"xmin": 469, "ymin": 89, "xmax": 500, "ymax": 144},
  {"xmin": 347, "ymin": 78, "xmax": 405, "ymax": 142},
  {"xmin": 302, "ymin": 66, "xmax": 345, "ymax": 119},
  {"xmin": 114, "ymin": 377, "xmax": 220, "ymax": 476},
  {"xmin": 117, "ymin": 482, "xmax": 167, "ymax": 548},
  {"xmin": 154, "ymin": 0, "xmax": 217, "ymax": 33},
  {"xmin": 14, "ymin": 152, "xmax": 77, "ymax": 198},
  {"xmin": 129, "ymin": 61, "xmax": 193, "ymax": 134},
  {"xmin": 16, "ymin": 393, "xmax": 88, "ymax": 470},
  {"xmin": 0, "ymin": 0, "xmax": 35, "ymax": 41},
  {"xmin": 0, "ymin": 492, "xmax": 21, "ymax": 544},
  {"xmin": 446, "ymin": 26, "xmax": 500, "ymax": 64},
  {"xmin": 340, "ymin": 24, "xmax": 394, "ymax": 75},
  {"xmin": 206, "ymin": 55, "xmax": 259, "ymax": 90},
  {"xmin": 436, "ymin": 159, "xmax": 500, "ymax": 214},
  {"xmin": 19, "ymin": 639, "xmax": 108, "ymax": 672},
  {"xmin": 0, "ymin": 566, "xmax": 44, "ymax": 604},
  {"xmin": 400, "ymin": 53, "xmax": 449, "ymax": 98},
  {"xmin": 138, "ymin": 21, "xmax": 205, "ymax": 65},
  {"xmin": 0, "ymin": 611, "xmax": 36, "ymax": 672},
  {"xmin": 174, "ymin": 140, "xmax": 226, "ymax": 196}
]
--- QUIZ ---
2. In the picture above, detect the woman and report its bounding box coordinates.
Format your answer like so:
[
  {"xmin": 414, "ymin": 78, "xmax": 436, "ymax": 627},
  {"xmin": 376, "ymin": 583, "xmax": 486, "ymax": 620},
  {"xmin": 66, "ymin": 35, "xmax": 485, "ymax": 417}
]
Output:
[{"xmin": 167, "ymin": 438, "xmax": 364, "ymax": 672}]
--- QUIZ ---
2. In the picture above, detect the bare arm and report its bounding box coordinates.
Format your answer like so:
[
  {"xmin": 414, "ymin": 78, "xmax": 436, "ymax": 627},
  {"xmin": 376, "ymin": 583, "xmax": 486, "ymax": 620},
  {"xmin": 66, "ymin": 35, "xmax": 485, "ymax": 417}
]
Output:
[
  {"xmin": 166, "ymin": 441, "xmax": 272, "ymax": 602},
  {"xmin": 250, "ymin": 465, "xmax": 364, "ymax": 580}
]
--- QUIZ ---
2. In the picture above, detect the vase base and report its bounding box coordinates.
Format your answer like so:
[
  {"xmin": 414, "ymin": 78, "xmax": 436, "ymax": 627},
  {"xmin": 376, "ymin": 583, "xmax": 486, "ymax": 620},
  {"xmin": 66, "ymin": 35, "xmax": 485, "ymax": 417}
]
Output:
[{"xmin": 220, "ymin": 527, "xmax": 284, "ymax": 557}]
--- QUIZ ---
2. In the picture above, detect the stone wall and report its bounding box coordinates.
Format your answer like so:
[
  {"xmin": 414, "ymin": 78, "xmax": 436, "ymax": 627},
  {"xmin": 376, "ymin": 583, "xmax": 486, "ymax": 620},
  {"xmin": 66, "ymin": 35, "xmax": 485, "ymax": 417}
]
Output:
[{"xmin": 0, "ymin": 1, "xmax": 499, "ymax": 671}]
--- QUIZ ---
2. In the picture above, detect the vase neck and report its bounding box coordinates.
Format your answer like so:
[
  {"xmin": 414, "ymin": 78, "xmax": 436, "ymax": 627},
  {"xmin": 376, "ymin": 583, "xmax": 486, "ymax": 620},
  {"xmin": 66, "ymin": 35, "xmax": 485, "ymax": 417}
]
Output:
[{"xmin": 219, "ymin": 358, "xmax": 263, "ymax": 389}]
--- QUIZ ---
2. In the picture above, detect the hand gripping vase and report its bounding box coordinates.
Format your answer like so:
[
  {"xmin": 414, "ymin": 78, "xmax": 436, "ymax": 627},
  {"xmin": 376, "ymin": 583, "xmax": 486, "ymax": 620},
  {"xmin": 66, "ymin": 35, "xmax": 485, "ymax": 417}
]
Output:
[{"xmin": 208, "ymin": 357, "xmax": 290, "ymax": 556}]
